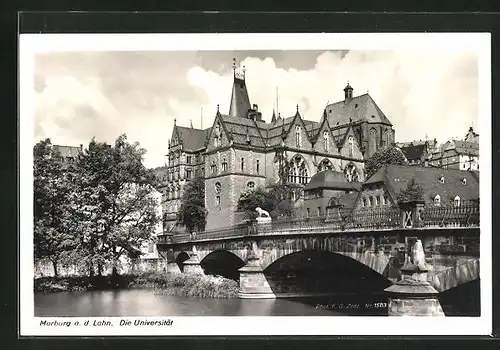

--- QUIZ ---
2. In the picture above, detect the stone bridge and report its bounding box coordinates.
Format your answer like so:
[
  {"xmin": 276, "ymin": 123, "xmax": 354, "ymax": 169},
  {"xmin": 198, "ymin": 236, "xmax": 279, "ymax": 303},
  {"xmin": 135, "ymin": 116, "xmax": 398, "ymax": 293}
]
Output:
[{"xmin": 156, "ymin": 203, "xmax": 480, "ymax": 301}]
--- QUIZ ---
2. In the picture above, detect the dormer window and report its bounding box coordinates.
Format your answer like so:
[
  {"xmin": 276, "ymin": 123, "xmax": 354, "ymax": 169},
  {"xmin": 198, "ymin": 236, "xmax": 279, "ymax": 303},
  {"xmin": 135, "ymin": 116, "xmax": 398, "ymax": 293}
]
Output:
[
  {"xmin": 348, "ymin": 136, "xmax": 354, "ymax": 156},
  {"xmin": 434, "ymin": 194, "xmax": 441, "ymax": 206},
  {"xmin": 438, "ymin": 175, "xmax": 445, "ymax": 184},
  {"xmin": 454, "ymin": 195, "xmax": 461, "ymax": 207},
  {"xmin": 462, "ymin": 178, "xmax": 467, "ymax": 186},
  {"xmin": 295, "ymin": 125, "xmax": 302, "ymax": 147}
]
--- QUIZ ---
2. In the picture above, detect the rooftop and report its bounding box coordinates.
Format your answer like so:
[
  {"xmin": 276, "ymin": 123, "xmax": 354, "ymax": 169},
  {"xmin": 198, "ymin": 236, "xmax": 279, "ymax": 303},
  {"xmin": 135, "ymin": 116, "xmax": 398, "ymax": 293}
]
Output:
[{"xmin": 365, "ymin": 164, "xmax": 479, "ymax": 203}]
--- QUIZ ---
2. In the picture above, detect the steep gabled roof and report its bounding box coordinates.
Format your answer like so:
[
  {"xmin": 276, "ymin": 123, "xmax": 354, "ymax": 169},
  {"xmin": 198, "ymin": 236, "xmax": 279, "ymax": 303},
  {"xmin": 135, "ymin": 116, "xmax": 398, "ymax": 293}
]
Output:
[
  {"xmin": 220, "ymin": 114, "xmax": 268, "ymax": 148},
  {"xmin": 365, "ymin": 164, "xmax": 480, "ymax": 203},
  {"xmin": 325, "ymin": 93, "xmax": 392, "ymax": 127},
  {"xmin": 452, "ymin": 140, "xmax": 479, "ymax": 156},
  {"xmin": 175, "ymin": 126, "xmax": 208, "ymax": 151},
  {"xmin": 400, "ymin": 144, "xmax": 427, "ymax": 161}
]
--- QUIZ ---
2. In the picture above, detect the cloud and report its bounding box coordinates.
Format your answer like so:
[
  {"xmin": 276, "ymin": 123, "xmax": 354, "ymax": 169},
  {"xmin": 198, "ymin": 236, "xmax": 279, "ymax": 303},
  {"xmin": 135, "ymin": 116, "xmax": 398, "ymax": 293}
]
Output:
[{"xmin": 34, "ymin": 50, "xmax": 478, "ymax": 168}]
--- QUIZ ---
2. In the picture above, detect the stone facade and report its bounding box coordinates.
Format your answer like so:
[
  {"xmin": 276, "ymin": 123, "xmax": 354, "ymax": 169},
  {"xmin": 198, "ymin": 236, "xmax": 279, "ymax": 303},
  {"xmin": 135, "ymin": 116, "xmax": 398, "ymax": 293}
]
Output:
[{"xmin": 158, "ymin": 67, "xmax": 395, "ymax": 231}]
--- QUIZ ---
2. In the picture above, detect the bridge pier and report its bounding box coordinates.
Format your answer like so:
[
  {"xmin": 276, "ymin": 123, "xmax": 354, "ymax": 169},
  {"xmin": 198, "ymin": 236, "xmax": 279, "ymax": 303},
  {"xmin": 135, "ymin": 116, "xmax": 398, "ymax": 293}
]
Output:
[
  {"xmin": 183, "ymin": 255, "xmax": 204, "ymax": 274},
  {"xmin": 166, "ymin": 262, "xmax": 182, "ymax": 274},
  {"xmin": 238, "ymin": 248, "xmax": 275, "ymax": 299},
  {"xmin": 385, "ymin": 240, "xmax": 444, "ymax": 316}
]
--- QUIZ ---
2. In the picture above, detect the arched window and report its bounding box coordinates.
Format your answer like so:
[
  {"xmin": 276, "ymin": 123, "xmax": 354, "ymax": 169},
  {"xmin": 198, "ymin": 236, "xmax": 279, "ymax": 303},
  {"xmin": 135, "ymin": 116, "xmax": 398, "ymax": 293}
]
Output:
[
  {"xmin": 373, "ymin": 196, "xmax": 379, "ymax": 206},
  {"xmin": 317, "ymin": 159, "xmax": 333, "ymax": 172},
  {"xmin": 454, "ymin": 195, "xmax": 461, "ymax": 207},
  {"xmin": 379, "ymin": 195, "xmax": 385, "ymax": 206},
  {"xmin": 246, "ymin": 181, "xmax": 255, "ymax": 191},
  {"xmin": 348, "ymin": 135, "xmax": 354, "ymax": 156},
  {"xmin": 256, "ymin": 159, "xmax": 260, "ymax": 174},
  {"xmin": 367, "ymin": 197, "xmax": 372, "ymax": 207},
  {"xmin": 344, "ymin": 163, "xmax": 359, "ymax": 182},
  {"xmin": 369, "ymin": 128, "xmax": 377, "ymax": 154},
  {"xmin": 384, "ymin": 129, "xmax": 391, "ymax": 147},
  {"xmin": 434, "ymin": 194, "xmax": 441, "ymax": 206},
  {"xmin": 222, "ymin": 157, "xmax": 228, "ymax": 172},
  {"xmin": 211, "ymin": 160, "xmax": 217, "ymax": 175},
  {"xmin": 362, "ymin": 197, "xmax": 367, "ymax": 207},
  {"xmin": 214, "ymin": 122, "xmax": 221, "ymax": 147},
  {"xmin": 241, "ymin": 158, "xmax": 245, "ymax": 172},
  {"xmin": 288, "ymin": 155, "xmax": 309, "ymax": 184},
  {"xmin": 295, "ymin": 125, "xmax": 302, "ymax": 147},
  {"xmin": 323, "ymin": 131, "xmax": 329, "ymax": 152},
  {"xmin": 215, "ymin": 182, "xmax": 222, "ymax": 208}
]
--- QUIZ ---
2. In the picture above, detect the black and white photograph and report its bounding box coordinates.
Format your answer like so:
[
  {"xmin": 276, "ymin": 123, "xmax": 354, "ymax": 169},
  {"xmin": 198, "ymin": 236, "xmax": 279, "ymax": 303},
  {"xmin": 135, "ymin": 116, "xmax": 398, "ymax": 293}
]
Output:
[{"xmin": 19, "ymin": 33, "xmax": 491, "ymax": 336}]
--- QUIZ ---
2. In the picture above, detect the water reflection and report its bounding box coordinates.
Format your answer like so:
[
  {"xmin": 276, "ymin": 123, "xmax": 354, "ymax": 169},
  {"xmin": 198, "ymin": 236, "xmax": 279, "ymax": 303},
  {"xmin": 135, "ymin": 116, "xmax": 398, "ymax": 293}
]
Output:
[{"xmin": 35, "ymin": 290, "xmax": 382, "ymax": 317}]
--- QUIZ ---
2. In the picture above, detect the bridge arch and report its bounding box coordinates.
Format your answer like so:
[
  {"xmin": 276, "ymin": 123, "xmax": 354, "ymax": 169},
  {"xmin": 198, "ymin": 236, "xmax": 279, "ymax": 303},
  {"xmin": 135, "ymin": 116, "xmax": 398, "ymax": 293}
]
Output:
[
  {"xmin": 199, "ymin": 250, "xmax": 246, "ymax": 280},
  {"xmin": 262, "ymin": 250, "xmax": 393, "ymax": 296},
  {"xmin": 175, "ymin": 251, "xmax": 191, "ymax": 272}
]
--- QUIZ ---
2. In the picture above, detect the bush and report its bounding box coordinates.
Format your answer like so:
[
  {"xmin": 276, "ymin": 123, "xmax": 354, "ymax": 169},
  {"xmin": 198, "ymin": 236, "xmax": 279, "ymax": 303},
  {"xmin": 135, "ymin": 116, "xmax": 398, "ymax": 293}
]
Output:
[{"xmin": 34, "ymin": 272, "xmax": 240, "ymax": 299}]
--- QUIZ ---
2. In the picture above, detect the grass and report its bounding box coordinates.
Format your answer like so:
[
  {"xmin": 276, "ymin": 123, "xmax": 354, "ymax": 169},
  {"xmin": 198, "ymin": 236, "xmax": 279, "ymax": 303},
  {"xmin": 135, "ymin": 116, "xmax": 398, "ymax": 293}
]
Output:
[{"xmin": 34, "ymin": 272, "xmax": 239, "ymax": 299}]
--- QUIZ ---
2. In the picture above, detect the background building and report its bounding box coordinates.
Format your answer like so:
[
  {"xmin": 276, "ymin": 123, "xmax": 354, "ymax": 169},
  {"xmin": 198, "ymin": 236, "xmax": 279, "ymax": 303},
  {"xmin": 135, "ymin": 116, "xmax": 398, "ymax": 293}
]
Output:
[{"xmin": 429, "ymin": 127, "xmax": 479, "ymax": 171}]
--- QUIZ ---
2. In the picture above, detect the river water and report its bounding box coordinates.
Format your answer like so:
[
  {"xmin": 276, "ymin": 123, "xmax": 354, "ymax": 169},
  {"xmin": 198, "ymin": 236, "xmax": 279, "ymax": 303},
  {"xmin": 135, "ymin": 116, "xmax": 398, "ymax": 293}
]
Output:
[{"xmin": 34, "ymin": 290, "xmax": 390, "ymax": 317}]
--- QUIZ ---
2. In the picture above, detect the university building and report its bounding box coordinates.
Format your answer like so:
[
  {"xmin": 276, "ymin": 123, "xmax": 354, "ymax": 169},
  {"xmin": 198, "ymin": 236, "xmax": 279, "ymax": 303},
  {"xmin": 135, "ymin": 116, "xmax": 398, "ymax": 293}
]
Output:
[{"xmin": 160, "ymin": 64, "xmax": 395, "ymax": 231}]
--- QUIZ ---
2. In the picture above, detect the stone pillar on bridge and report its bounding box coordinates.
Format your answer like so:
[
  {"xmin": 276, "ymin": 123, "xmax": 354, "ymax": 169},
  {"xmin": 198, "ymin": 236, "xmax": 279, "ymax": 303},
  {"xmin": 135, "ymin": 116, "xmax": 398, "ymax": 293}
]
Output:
[
  {"xmin": 238, "ymin": 241, "xmax": 275, "ymax": 299},
  {"xmin": 166, "ymin": 262, "xmax": 182, "ymax": 274},
  {"xmin": 182, "ymin": 245, "xmax": 204, "ymax": 274},
  {"xmin": 384, "ymin": 239, "xmax": 444, "ymax": 316}
]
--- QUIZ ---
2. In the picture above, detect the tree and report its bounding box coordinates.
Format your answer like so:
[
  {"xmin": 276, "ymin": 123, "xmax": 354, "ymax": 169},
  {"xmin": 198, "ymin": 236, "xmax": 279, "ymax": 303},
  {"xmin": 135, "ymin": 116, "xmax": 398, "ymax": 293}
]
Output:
[
  {"xmin": 397, "ymin": 178, "xmax": 425, "ymax": 203},
  {"xmin": 74, "ymin": 134, "xmax": 161, "ymax": 276},
  {"xmin": 33, "ymin": 139, "xmax": 78, "ymax": 276},
  {"xmin": 237, "ymin": 187, "xmax": 273, "ymax": 219},
  {"xmin": 177, "ymin": 175, "xmax": 207, "ymax": 233},
  {"xmin": 365, "ymin": 146, "xmax": 408, "ymax": 180},
  {"xmin": 237, "ymin": 183, "xmax": 295, "ymax": 220}
]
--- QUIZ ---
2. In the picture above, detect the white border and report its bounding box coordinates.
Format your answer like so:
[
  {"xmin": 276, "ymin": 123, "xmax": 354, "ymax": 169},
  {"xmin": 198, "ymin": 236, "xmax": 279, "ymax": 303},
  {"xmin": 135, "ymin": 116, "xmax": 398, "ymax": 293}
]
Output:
[{"xmin": 19, "ymin": 33, "xmax": 492, "ymax": 336}]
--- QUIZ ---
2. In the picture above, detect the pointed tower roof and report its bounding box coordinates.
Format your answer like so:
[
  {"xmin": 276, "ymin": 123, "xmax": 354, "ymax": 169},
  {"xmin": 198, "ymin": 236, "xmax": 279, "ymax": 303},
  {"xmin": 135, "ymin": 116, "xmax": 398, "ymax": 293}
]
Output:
[{"xmin": 229, "ymin": 58, "xmax": 251, "ymax": 118}]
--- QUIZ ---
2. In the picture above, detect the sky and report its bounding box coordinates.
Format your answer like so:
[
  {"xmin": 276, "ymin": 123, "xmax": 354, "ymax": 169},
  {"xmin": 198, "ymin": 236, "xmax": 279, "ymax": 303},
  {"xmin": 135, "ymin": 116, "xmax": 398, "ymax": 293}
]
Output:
[{"xmin": 34, "ymin": 50, "xmax": 479, "ymax": 168}]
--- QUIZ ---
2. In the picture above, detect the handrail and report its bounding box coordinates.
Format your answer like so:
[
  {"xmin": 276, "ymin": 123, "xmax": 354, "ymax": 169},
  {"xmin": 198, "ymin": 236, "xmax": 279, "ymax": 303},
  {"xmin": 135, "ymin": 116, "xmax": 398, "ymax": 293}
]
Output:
[{"xmin": 157, "ymin": 203, "xmax": 480, "ymax": 244}]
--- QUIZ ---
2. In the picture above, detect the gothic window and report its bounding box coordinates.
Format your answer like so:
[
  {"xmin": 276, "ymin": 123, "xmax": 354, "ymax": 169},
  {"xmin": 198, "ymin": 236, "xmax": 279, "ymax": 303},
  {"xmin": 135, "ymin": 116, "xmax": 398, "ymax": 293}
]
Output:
[
  {"xmin": 434, "ymin": 194, "xmax": 441, "ymax": 206},
  {"xmin": 241, "ymin": 158, "xmax": 245, "ymax": 172},
  {"xmin": 344, "ymin": 163, "xmax": 359, "ymax": 182},
  {"xmin": 384, "ymin": 195, "xmax": 389, "ymax": 206},
  {"xmin": 288, "ymin": 155, "xmax": 309, "ymax": 184},
  {"xmin": 317, "ymin": 159, "xmax": 333, "ymax": 172},
  {"xmin": 454, "ymin": 195, "xmax": 461, "ymax": 207},
  {"xmin": 384, "ymin": 129, "xmax": 390, "ymax": 147},
  {"xmin": 211, "ymin": 161, "xmax": 217, "ymax": 175},
  {"xmin": 348, "ymin": 135, "xmax": 354, "ymax": 156},
  {"xmin": 373, "ymin": 196, "xmax": 379, "ymax": 206},
  {"xmin": 379, "ymin": 195, "xmax": 385, "ymax": 206},
  {"xmin": 222, "ymin": 157, "xmax": 228, "ymax": 172},
  {"xmin": 247, "ymin": 181, "xmax": 255, "ymax": 191},
  {"xmin": 295, "ymin": 125, "xmax": 302, "ymax": 147},
  {"xmin": 215, "ymin": 182, "xmax": 221, "ymax": 194},
  {"xmin": 215, "ymin": 182, "xmax": 222, "ymax": 208},
  {"xmin": 323, "ymin": 131, "xmax": 329, "ymax": 152},
  {"xmin": 369, "ymin": 128, "xmax": 377, "ymax": 154},
  {"xmin": 256, "ymin": 159, "xmax": 260, "ymax": 174},
  {"xmin": 362, "ymin": 197, "xmax": 367, "ymax": 207},
  {"xmin": 214, "ymin": 137, "xmax": 219, "ymax": 148}
]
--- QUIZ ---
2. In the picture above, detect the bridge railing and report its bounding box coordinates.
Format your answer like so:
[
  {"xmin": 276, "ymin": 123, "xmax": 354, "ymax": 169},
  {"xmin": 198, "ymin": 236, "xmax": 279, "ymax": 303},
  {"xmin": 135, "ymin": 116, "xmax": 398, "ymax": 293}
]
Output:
[
  {"xmin": 421, "ymin": 203, "xmax": 480, "ymax": 228},
  {"xmin": 157, "ymin": 202, "xmax": 480, "ymax": 244}
]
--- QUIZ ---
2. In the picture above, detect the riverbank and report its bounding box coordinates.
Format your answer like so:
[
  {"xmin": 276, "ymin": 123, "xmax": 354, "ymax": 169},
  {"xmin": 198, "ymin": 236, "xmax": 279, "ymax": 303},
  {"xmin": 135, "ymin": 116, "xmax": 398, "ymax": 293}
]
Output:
[{"xmin": 34, "ymin": 272, "xmax": 239, "ymax": 299}]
